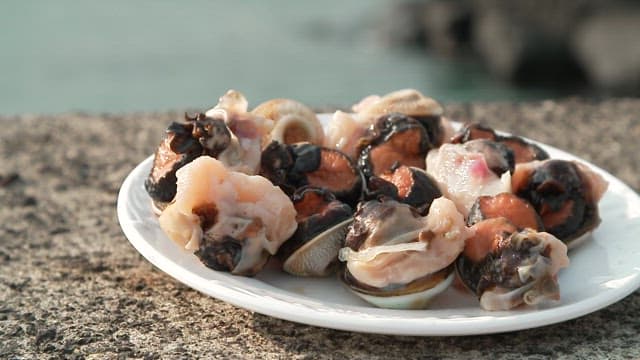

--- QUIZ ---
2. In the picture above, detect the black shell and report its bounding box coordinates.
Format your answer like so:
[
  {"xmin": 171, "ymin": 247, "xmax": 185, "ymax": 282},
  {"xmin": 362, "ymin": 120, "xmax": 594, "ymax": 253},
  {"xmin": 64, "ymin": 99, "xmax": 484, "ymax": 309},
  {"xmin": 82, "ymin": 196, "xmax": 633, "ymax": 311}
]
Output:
[
  {"xmin": 144, "ymin": 113, "xmax": 231, "ymax": 204},
  {"xmin": 357, "ymin": 113, "xmax": 432, "ymax": 179},
  {"xmin": 260, "ymin": 141, "xmax": 363, "ymax": 206},
  {"xmin": 513, "ymin": 160, "xmax": 600, "ymax": 244},
  {"xmin": 365, "ymin": 166, "xmax": 441, "ymax": 215},
  {"xmin": 452, "ymin": 122, "xmax": 549, "ymax": 163}
]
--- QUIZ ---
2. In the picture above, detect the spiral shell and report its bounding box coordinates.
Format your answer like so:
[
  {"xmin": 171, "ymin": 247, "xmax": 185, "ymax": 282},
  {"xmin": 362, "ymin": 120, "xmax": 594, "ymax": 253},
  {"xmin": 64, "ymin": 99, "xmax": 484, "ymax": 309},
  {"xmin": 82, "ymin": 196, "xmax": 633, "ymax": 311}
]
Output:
[{"xmin": 252, "ymin": 99, "xmax": 324, "ymax": 145}]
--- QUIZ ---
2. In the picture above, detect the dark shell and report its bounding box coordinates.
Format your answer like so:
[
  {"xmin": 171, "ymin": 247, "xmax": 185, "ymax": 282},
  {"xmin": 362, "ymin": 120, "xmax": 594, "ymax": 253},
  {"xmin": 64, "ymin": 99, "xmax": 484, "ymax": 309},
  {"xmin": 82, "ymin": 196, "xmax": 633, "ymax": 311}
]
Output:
[
  {"xmin": 144, "ymin": 121, "xmax": 202, "ymax": 203},
  {"xmin": 145, "ymin": 113, "xmax": 231, "ymax": 205},
  {"xmin": 456, "ymin": 225, "xmax": 563, "ymax": 309},
  {"xmin": 365, "ymin": 165, "xmax": 441, "ymax": 215},
  {"xmin": 462, "ymin": 139, "xmax": 515, "ymax": 176},
  {"xmin": 357, "ymin": 113, "xmax": 432, "ymax": 179},
  {"xmin": 195, "ymin": 214, "xmax": 270, "ymax": 277},
  {"xmin": 451, "ymin": 122, "xmax": 497, "ymax": 143},
  {"xmin": 499, "ymin": 135, "xmax": 549, "ymax": 164},
  {"xmin": 278, "ymin": 187, "xmax": 353, "ymax": 276},
  {"xmin": 512, "ymin": 160, "xmax": 600, "ymax": 244},
  {"xmin": 452, "ymin": 122, "xmax": 549, "ymax": 163},
  {"xmin": 195, "ymin": 235, "xmax": 244, "ymax": 272},
  {"xmin": 467, "ymin": 193, "xmax": 544, "ymax": 231},
  {"xmin": 413, "ymin": 114, "xmax": 447, "ymax": 147},
  {"xmin": 260, "ymin": 141, "xmax": 363, "ymax": 206}
]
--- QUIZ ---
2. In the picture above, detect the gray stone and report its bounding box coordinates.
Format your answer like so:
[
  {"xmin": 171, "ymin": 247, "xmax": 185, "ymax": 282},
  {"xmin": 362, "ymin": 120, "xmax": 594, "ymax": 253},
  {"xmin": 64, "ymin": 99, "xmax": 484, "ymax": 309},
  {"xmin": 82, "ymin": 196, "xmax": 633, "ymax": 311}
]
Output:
[{"xmin": 572, "ymin": 9, "xmax": 640, "ymax": 91}]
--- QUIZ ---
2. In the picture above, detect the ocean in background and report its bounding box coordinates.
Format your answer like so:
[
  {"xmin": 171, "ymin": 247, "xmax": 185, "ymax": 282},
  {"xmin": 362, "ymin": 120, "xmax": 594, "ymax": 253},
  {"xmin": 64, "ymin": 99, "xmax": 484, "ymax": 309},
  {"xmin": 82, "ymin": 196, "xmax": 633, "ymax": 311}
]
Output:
[{"xmin": 1, "ymin": 1, "xmax": 562, "ymax": 115}]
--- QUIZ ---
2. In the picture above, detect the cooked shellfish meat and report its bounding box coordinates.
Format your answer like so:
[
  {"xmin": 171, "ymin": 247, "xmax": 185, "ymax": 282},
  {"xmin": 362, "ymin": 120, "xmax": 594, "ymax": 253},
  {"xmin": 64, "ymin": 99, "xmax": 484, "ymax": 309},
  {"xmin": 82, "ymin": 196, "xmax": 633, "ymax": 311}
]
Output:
[
  {"xmin": 278, "ymin": 187, "xmax": 353, "ymax": 276},
  {"xmin": 158, "ymin": 156, "xmax": 297, "ymax": 276},
  {"xmin": 456, "ymin": 220, "xmax": 569, "ymax": 311},
  {"xmin": 260, "ymin": 141, "xmax": 363, "ymax": 206},
  {"xmin": 452, "ymin": 122, "xmax": 549, "ymax": 163},
  {"xmin": 324, "ymin": 89, "xmax": 452, "ymax": 159},
  {"xmin": 145, "ymin": 113, "xmax": 231, "ymax": 208},
  {"xmin": 365, "ymin": 165, "xmax": 442, "ymax": 215},
  {"xmin": 467, "ymin": 193, "xmax": 544, "ymax": 231},
  {"xmin": 358, "ymin": 113, "xmax": 432, "ymax": 178},
  {"xmin": 206, "ymin": 90, "xmax": 274, "ymax": 175},
  {"xmin": 426, "ymin": 142, "xmax": 512, "ymax": 216},
  {"xmin": 511, "ymin": 159, "xmax": 608, "ymax": 247},
  {"xmin": 339, "ymin": 197, "xmax": 473, "ymax": 308}
]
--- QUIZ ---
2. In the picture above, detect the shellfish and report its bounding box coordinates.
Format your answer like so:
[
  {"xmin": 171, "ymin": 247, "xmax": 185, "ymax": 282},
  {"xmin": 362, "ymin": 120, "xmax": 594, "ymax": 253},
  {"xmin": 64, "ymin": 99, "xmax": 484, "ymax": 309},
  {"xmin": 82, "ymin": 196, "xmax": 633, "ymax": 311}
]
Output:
[
  {"xmin": 452, "ymin": 122, "xmax": 549, "ymax": 164},
  {"xmin": 365, "ymin": 165, "xmax": 442, "ymax": 215},
  {"xmin": 252, "ymin": 98, "xmax": 324, "ymax": 145},
  {"xmin": 425, "ymin": 142, "xmax": 513, "ymax": 216},
  {"xmin": 339, "ymin": 197, "xmax": 473, "ymax": 309},
  {"xmin": 358, "ymin": 113, "xmax": 432, "ymax": 178},
  {"xmin": 278, "ymin": 187, "xmax": 353, "ymax": 276},
  {"xmin": 511, "ymin": 159, "xmax": 608, "ymax": 247},
  {"xmin": 144, "ymin": 113, "xmax": 231, "ymax": 210},
  {"xmin": 158, "ymin": 156, "xmax": 297, "ymax": 276},
  {"xmin": 260, "ymin": 141, "xmax": 363, "ymax": 206},
  {"xmin": 456, "ymin": 221, "xmax": 569, "ymax": 311},
  {"xmin": 205, "ymin": 90, "xmax": 274, "ymax": 174}
]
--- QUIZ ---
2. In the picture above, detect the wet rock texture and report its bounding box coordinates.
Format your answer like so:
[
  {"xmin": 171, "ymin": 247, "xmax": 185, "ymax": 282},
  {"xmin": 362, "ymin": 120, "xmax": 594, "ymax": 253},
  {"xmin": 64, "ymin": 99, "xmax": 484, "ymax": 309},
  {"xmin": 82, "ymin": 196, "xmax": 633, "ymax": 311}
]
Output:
[{"xmin": 1, "ymin": 100, "xmax": 639, "ymax": 359}]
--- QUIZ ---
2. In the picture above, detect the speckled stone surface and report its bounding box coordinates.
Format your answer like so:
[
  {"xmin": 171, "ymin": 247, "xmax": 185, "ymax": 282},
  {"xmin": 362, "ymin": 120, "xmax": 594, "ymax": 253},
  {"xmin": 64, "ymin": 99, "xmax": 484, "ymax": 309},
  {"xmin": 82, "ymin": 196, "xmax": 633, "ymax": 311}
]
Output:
[{"xmin": 1, "ymin": 99, "xmax": 639, "ymax": 359}]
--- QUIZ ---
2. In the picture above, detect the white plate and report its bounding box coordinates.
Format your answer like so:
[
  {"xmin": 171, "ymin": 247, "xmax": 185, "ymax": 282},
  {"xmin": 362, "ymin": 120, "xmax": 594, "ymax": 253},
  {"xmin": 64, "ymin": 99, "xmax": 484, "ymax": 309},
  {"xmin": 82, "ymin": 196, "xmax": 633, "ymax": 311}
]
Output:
[{"xmin": 117, "ymin": 116, "xmax": 640, "ymax": 336}]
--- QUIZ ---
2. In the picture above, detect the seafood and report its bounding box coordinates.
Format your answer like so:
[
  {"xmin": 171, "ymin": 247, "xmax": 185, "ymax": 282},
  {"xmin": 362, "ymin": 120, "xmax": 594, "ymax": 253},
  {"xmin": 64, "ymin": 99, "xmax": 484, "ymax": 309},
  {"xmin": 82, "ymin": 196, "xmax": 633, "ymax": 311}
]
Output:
[
  {"xmin": 324, "ymin": 110, "xmax": 372, "ymax": 160},
  {"xmin": 456, "ymin": 221, "xmax": 569, "ymax": 311},
  {"xmin": 512, "ymin": 160, "xmax": 608, "ymax": 247},
  {"xmin": 358, "ymin": 113, "xmax": 432, "ymax": 178},
  {"xmin": 252, "ymin": 98, "xmax": 324, "ymax": 145},
  {"xmin": 467, "ymin": 193, "xmax": 544, "ymax": 231},
  {"xmin": 206, "ymin": 90, "xmax": 274, "ymax": 174},
  {"xmin": 260, "ymin": 141, "xmax": 363, "ymax": 205},
  {"xmin": 452, "ymin": 122, "xmax": 549, "ymax": 163},
  {"xmin": 145, "ymin": 113, "xmax": 231, "ymax": 209},
  {"xmin": 426, "ymin": 142, "xmax": 512, "ymax": 216},
  {"xmin": 158, "ymin": 156, "xmax": 297, "ymax": 276},
  {"xmin": 143, "ymin": 88, "xmax": 610, "ymax": 314},
  {"xmin": 365, "ymin": 165, "xmax": 442, "ymax": 214},
  {"xmin": 339, "ymin": 197, "xmax": 473, "ymax": 309},
  {"xmin": 278, "ymin": 187, "xmax": 353, "ymax": 276},
  {"xmin": 324, "ymin": 89, "xmax": 452, "ymax": 159}
]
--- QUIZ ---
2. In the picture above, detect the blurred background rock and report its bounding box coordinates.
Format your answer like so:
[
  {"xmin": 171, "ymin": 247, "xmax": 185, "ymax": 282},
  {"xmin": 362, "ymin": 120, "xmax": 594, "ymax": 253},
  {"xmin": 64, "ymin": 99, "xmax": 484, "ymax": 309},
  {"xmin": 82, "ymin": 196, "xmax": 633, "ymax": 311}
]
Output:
[
  {"xmin": 383, "ymin": 0, "xmax": 640, "ymax": 94},
  {"xmin": 1, "ymin": 0, "xmax": 638, "ymax": 115}
]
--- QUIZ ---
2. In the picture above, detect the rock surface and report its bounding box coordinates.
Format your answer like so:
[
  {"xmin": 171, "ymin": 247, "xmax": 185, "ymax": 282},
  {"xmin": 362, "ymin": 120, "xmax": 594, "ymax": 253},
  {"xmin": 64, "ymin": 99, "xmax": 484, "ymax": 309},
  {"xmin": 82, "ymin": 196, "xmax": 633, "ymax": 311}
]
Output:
[{"xmin": 1, "ymin": 99, "xmax": 639, "ymax": 359}]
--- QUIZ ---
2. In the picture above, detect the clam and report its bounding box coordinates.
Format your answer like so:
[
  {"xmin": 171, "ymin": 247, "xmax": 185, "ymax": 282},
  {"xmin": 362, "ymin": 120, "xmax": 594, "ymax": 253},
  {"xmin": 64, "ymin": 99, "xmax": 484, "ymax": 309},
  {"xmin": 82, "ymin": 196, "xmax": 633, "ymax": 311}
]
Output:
[
  {"xmin": 358, "ymin": 113, "xmax": 432, "ymax": 178},
  {"xmin": 145, "ymin": 113, "xmax": 231, "ymax": 209},
  {"xmin": 260, "ymin": 141, "xmax": 363, "ymax": 206},
  {"xmin": 278, "ymin": 187, "xmax": 353, "ymax": 276},
  {"xmin": 365, "ymin": 165, "xmax": 442, "ymax": 215},
  {"xmin": 511, "ymin": 160, "xmax": 608, "ymax": 248},
  {"xmin": 252, "ymin": 99, "xmax": 324, "ymax": 145},
  {"xmin": 339, "ymin": 197, "xmax": 473, "ymax": 309},
  {"xmin": 452, "ymin": 122, "xmax": 549, "ymax": 163},
  {"xmin": 456, "ymin": 221, "xmax": 569, "ymax": 311}
]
